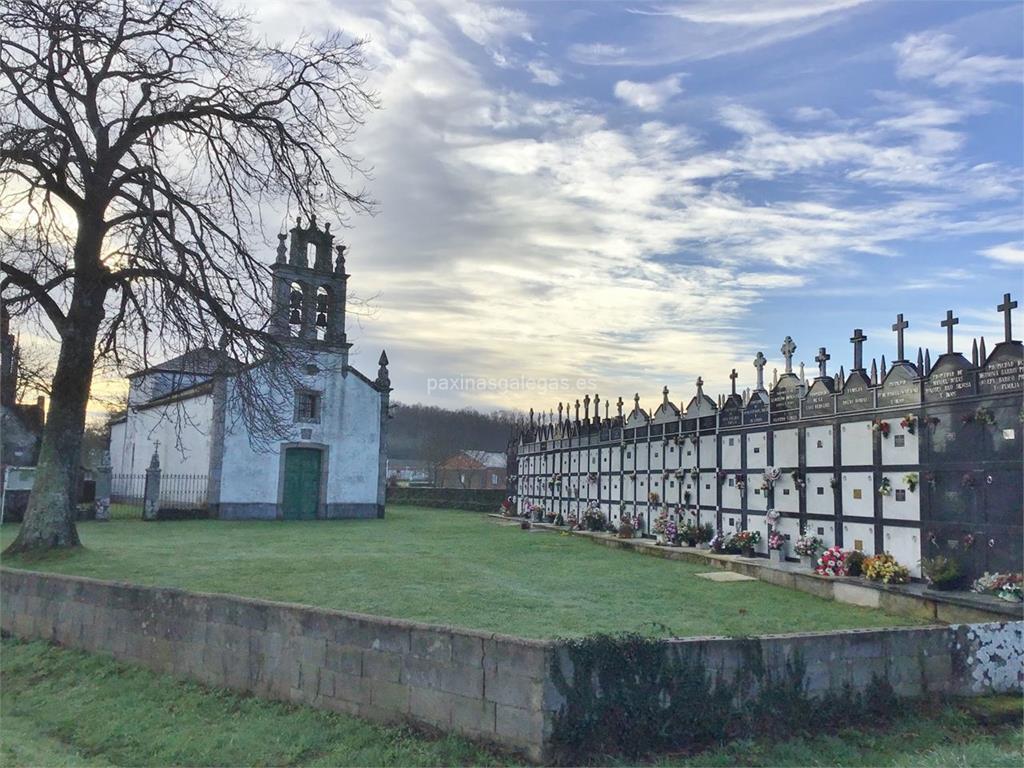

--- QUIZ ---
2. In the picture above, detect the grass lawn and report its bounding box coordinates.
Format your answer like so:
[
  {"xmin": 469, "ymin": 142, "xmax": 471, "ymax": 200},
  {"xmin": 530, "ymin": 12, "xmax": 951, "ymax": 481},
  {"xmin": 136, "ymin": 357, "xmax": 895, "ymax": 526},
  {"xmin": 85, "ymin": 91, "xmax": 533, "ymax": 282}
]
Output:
[
  {"xmin": 1, "ymin": 506, "xmax": 924, "ymax": 638},
  {"xmin": 3, "ymin": 638, "xmax": 1021, "ymax": 768}
]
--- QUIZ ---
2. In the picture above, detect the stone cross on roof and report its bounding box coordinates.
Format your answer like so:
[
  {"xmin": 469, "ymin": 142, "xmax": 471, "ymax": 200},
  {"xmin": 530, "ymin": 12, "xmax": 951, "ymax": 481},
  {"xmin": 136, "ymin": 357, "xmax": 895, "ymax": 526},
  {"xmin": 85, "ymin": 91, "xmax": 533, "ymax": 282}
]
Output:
[
  {"xmin": 729, "ymin": 368, "xmax": 738, "ymax": 396},
  {"xmin": 998, "ymin": 293, "xmax": 1017, "ymax": 343},
  {"xmin": 892, "ymin": 314, "xmax": 909, "ymax": 361},
  {"xmin": 633, "ymin": 393, "xmax": 640, "ymax": 413},
  {"xmin": 662, "ymin": 385, "xmax": 669, "ymax": 405},
  {"xmin": 583, "ymin": 394, "xmax": 591, "ymax": 420},
  {"xmin": 574, "ymin": 399, "xmax": 580, "ymax": 421},
  {"xmin": 696, "ymin": 376, "xmax": 704, "ymax": 400},
  {"xmin": 780, "ymin": 336, "xmax": 797, "ymax": 374},
  {"xmin": 753, "ymin": 351, "xmax": 767, "ymax": 390},
  {"xmin": 850, "ymin": 328, "xmax": 867, "ymax": 371},
  {"xmin": 604, "ymin": 400, "xmax": 609, "ymax": 420},
  {"xmin": 616, "ymin": 396, "xmax": 624, "ymax": 417},
  {"xmin": 593, "ymin": 393, "xmax": 600, "ymax": 419},
  {"xmin": 557, "ymin": 402, "xmax": 563, "ymax": 421},
  {"xmin": 815, "ymin": 347, "xmax": 830, "ymax": 379},
  {"xmin": 941, "ymin": 310, "xmax": 959, "ymax": 355}
]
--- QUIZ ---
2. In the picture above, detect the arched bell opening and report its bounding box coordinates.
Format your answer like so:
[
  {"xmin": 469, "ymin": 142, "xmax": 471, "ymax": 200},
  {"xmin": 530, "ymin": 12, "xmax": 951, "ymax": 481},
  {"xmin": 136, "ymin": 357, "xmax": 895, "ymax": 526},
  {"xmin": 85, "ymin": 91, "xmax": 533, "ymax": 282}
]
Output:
[
  {"xmin": 315, "ymin": 285, "xmax": 331, "ymax": 341},
  {"xmin": 288, "ymin": 282, "xmax": 304, "ymax": 337}
]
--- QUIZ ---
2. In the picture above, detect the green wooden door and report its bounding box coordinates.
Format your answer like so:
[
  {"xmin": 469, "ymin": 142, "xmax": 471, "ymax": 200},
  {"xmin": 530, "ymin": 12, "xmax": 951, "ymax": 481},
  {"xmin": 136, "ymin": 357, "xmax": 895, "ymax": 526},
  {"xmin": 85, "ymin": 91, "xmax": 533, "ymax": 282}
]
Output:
[{"xmin": 282, "ymin": 448, "xmax": 322, "ymax": 520}]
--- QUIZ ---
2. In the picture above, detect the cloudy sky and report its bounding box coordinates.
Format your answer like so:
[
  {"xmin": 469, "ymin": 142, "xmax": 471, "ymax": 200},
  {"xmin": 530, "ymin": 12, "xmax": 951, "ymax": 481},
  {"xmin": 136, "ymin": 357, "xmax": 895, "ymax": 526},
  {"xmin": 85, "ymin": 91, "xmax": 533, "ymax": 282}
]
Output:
[{"xmin": 96, "ymin": 1, "xmax": 1024, "ymax": 414}]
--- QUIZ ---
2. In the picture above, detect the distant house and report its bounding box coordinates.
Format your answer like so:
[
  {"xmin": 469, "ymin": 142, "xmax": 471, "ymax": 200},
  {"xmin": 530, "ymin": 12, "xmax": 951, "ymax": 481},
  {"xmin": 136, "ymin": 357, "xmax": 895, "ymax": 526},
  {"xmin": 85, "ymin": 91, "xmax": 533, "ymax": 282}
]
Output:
[
  {"xmin": 386, "ymin": 458, "xmax": 433, "ymax": 487},
  {"xmin": 436, "ymin": 450, "xmax": 507, "ymax": 490},
  {"xmin": 1, "ymin": 308, "xmax": 45, "ymax": 470}
]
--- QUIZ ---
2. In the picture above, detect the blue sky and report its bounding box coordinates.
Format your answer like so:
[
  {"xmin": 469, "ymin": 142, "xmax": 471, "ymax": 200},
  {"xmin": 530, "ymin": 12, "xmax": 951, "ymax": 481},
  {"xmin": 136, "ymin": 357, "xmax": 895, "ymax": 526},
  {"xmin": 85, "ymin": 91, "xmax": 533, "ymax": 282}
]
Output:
[{"xmin": 244, "ymin": 0, "xmax": 1023, "ymax": 413}]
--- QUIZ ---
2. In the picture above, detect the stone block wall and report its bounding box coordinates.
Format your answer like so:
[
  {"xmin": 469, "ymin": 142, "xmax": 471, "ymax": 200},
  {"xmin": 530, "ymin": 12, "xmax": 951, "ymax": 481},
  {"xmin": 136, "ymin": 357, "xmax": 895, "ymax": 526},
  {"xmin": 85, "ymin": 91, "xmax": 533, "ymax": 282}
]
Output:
[
  {"xmin": 2, "ymin": 568, "xmax": 1021, "ymax": 763},
  {"xmin": 0, "ymin": 568, "xmax": 554, "ymax": 761}
]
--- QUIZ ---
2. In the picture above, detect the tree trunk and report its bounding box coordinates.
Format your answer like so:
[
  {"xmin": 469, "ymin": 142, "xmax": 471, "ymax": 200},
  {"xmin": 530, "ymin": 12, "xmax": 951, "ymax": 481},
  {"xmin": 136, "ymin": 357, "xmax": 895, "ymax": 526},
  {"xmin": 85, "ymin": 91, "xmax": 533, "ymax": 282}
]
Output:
[{"xmin": 4, "ymin": 222, "xmax": 106, "ymax": 554}]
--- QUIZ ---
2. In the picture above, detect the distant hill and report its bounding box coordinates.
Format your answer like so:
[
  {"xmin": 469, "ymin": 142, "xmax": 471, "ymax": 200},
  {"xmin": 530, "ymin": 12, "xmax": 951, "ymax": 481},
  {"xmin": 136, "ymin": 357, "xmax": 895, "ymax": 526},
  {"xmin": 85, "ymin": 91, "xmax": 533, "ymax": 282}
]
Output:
[{"xmin": 388, "ymin": 402, "xmax": 520, "ymax": 466}]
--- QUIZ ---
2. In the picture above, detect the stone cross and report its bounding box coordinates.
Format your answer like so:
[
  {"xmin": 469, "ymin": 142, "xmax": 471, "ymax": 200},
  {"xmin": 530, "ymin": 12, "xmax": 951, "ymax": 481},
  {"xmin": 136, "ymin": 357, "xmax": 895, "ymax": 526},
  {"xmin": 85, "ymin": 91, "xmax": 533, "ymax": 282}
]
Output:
[
  {"xmin": 583, "ymin": 394, "xmax": 591, "ymax": 420},
  {"xmin": 941, "ymin": 310, "xmax": 959, "ymax": 355},
  {"xmin": 616, "ymin": 396, "xmax": 624, "ymax": 417},
  {"xmin": 593, "ymin": 393, "xmax": 600, "ymax": 420},
  {"xmin": 781, "ymin": 336, "xmax": 796, "ymax": 374},
  {"xmin": 753, "ymin": 351, "xmax": 766, "ymax": 390},
  {"xmin": 574, "ymin": 399, "xmax": 580, "ymax": 421},
  {"xmin": 604, "ymin": 400, "xmax": 610, "ymax": 420},
  {"xmin": 850, "ymin": 328, "xmax": 867, "ymax": 371},
  {"xmin": 695, "ymin": 377, "xmax": 704, "ymax": 400},
  {"xmin": 662, "ymin": 385, "xmax": 669, "ymax": 405},
  {"xmin": 891, "ymin": 314, "xmax": 909, "ymax": 361},
  {"xmin": 815, "ymin": 347, "xmax": 830, "ymax": 379},
  {"xmin": 633, "ymin": 393, "xmax": 640, "ymax": 413},
  {"xmin": 529, "ymin": 408, "xmax": 534, "ymax": 425},
  {"xmin": 997, "ymin": 293, "xmax": 1017, "ymax": 343},
  {"xmin": 729, "ymin": 368, "xmax": 738, "ymax": 396},
  {"xmin": 557, "ymin": 402, "xmax": 563, "ymax": 422}
]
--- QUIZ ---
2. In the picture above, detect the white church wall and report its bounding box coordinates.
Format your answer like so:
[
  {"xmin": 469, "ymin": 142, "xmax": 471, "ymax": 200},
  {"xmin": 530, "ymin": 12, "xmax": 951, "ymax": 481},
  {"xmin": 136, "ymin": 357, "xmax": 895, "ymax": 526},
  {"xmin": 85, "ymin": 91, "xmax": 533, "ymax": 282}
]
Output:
[{"xmin": 109, "ymin": 394, "xmax": 213, "ymax": 478}]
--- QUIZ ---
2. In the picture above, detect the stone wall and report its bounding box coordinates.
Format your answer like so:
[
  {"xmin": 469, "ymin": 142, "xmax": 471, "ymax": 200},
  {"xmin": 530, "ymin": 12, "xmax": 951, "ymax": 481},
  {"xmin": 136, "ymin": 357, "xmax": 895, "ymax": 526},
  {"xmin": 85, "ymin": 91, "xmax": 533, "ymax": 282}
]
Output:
[
  {"xmin": 0, "ymin": 568, "xmax": 554, "ymax": 761},
  {"xmin": 2, "ymin": 567, "xmax": 1021, "ymax": 763}
]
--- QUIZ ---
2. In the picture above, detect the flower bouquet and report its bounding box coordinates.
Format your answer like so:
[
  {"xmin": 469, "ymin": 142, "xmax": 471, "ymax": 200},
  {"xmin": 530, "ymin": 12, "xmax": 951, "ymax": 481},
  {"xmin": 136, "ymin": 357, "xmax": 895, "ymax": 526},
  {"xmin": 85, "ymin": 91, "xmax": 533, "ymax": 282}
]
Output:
[
  {"xmin": 653, "ymin": 509, "xmax": 669, "ymax": 544},
  {"xmin": 794, "ymin": 534, "xmax": 822, "ymax": 569},
  {"xmin": 665, "ymin": 518, "xmax": 679, "ymax": 546},
  {"xmin": 863, "ymin": 552, "xmax": 910, "ymax": 584},
  {"xmin": 815, "ymin": 546, "xmax": 846, "ymax": 577},
  {"xmin": 871, "ymin": 419, "xmax": 891, "ymax": 437},
  {"xmin": 900, "ymin": 413, "xmax": 918, "ymax": 435},
  {"xmin": 733, "ymin": 529, "xmax": 761, "ymax": 557},
  {"xmin": 768, "ymin": 530, "xmax": 786, "ymax": 563},
  {"xmin": 878, "ymin": 477, "xmax": 892, "ymax": 496},
  {"xmin": 971, "ymin": 572, "xmax": 1023, "ymax": 602}
]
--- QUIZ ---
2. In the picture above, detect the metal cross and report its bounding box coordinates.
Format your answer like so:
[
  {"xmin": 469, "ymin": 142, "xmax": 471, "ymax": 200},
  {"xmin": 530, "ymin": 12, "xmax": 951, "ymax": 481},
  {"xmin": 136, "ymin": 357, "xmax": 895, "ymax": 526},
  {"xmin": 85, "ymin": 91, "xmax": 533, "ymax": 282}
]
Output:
[
  {"xmin": 997, "ymin": 293, "xmax": 1017, "ymax": 343},
  {"xmin": 729, "ymin": 368, "xmax": 738, "ymax": 395},
  {"xmin": 940, "ymin": 310, "xmax": 959, "ymax": 355},
  {"xmin": 753, "ymin": 351, "xmax": 767, "ymax": 390},
  {"xmin": 849, "ymin": 328, "xmax": 867, "ymax": 371},
  {"xmin": 892, "ymin": 314, "xmax": 909, "ymax": 361},
  {"xmin": 815, "ymin": 347, "xmax": 830, "ymax": 379},
  {"xmin": 780, "ymin": 336, "xmax": 797, "ymax": 374}
]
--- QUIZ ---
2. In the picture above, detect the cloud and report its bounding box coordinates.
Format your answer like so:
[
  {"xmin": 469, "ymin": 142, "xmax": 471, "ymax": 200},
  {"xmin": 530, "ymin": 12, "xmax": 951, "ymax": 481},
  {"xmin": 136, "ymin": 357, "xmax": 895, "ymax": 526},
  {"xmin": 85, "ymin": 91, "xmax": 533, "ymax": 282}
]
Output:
[
  {"xmin": 895, "ymin": 31, "xmax": 1023, "ymax": 89},
  {"xmin": 527, "ymin": 60, "xmax": 562, "ymax": 87},
  {"xmin": 569, "ymin": 1, "xmax": 866, "ymax": 66},
  {"xmin": 447, "ymin": 1, "xmax": 531, "ymax": 48},
  {"xmin": 613, "ymin": 74, "xmax": 684, "ymax": 112},
  {"xmin": 791, "ymin": 106, "xmax": 838, "ymax": 122},
  {"xmin": 980, "ymin": 242, "xmax": 1024, "ymax": 265}
]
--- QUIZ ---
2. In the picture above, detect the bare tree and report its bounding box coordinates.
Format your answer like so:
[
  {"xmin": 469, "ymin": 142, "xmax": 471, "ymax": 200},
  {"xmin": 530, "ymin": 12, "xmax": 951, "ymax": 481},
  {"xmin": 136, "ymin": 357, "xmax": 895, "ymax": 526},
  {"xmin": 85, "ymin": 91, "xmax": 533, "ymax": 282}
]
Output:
[{"xmin": 0, "ymin": 0, "xmax": 377, "ymax": 552}]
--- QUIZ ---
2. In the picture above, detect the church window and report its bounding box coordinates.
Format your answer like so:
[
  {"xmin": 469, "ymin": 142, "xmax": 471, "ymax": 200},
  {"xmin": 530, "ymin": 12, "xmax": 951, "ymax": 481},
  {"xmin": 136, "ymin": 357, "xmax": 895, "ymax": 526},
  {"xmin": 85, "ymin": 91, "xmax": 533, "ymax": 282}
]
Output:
[{"xmin": 295, "ymin": 390, "xmax": 321, "ymax": 423}]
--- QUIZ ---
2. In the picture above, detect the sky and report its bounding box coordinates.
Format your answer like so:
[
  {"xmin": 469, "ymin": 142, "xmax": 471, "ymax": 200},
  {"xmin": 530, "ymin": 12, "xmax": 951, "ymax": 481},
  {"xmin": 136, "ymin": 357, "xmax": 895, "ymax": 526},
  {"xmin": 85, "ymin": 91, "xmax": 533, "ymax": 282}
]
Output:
[{"xmin": 25, "ymin": 0, "xmax": 1024, "ymax": 417}]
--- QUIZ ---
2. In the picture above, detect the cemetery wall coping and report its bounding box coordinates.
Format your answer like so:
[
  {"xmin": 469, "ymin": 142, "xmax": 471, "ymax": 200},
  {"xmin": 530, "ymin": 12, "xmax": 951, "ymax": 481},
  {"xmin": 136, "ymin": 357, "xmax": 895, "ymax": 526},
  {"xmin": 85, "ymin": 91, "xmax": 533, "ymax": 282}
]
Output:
[{"xmin": 2, "ymin": 566, "xmax": 1022, "ymax": 763}]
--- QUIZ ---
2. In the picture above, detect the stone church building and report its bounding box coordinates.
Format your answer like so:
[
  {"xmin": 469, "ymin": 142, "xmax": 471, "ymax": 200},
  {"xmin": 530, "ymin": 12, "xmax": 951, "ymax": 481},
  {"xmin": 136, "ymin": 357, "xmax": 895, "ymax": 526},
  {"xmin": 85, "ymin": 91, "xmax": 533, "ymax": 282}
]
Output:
[{"xmin": 109, "ymin": 218, "xmax": 390, "ymax": 519}]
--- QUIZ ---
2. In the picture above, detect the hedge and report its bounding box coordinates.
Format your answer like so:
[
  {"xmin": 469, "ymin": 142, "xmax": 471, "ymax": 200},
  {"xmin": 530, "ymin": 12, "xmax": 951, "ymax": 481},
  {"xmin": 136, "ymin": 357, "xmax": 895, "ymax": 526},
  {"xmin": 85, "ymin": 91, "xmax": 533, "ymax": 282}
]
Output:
[{"xmin": 385, "ymin": 486, "xmax": 507, "ymax": 512}]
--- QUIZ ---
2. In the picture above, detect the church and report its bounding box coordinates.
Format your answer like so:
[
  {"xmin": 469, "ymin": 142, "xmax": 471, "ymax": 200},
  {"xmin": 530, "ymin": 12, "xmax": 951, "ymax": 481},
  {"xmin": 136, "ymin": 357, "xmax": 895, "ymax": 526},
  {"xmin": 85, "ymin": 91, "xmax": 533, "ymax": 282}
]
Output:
[{"xmin": 108, "ymin": 218, "xmax": 391, "ymax": 519}]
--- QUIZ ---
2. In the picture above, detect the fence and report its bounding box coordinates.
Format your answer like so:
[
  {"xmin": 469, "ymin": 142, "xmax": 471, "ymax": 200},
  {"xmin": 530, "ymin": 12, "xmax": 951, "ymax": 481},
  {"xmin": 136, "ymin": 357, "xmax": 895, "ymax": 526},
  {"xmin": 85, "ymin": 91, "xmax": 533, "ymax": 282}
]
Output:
[{"xmin": 109, "ymin": 472, "xmax": 209, "ymax": 520}]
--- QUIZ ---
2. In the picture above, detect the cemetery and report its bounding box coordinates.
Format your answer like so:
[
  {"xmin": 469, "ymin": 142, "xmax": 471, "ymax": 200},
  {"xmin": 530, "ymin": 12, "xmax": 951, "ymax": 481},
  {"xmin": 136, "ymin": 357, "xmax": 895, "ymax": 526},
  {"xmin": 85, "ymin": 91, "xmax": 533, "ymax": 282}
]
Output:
[{"xmin": 512, "ymin": 296, "xmax": 1024, "ymax": 596}]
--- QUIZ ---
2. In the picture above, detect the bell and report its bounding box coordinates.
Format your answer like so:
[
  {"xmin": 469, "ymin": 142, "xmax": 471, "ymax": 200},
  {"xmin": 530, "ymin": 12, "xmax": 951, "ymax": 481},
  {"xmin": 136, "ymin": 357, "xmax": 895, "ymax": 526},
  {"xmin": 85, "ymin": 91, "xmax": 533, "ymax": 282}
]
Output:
[
  {"xmin": 289, "ymin": 309, "xmax": 301, "ymax": 324},
  {"xmin": 315, "ymin": 311, "xmax": 327, "ymax": 328}
]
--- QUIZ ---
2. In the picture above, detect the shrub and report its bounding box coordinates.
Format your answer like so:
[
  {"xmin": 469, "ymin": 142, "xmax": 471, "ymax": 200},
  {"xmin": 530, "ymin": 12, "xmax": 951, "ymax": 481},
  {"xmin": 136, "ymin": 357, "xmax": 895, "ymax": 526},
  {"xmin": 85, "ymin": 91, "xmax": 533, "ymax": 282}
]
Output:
[
  {"xmin": 845, "ymin": 549, "xmax": 866, "ymax": 577},
  {"xmin": 920, "ymin": 555, "xmax": 963, "ymax": 590}
]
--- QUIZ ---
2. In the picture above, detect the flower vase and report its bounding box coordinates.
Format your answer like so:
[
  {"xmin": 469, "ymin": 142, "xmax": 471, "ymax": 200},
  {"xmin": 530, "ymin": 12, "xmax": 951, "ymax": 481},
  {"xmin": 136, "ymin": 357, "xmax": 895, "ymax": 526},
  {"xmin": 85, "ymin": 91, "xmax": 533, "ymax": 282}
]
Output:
[
  {"xmin": 801, "ymin": 554, "xmax": 815, "ymax": 569},
  {"xmin": 656, "ymin": 533, "xmax": 667, "ymax": 545},
  {"xmin": 769, "ymin": 549, "xmax": 784, "ymax": 564}
]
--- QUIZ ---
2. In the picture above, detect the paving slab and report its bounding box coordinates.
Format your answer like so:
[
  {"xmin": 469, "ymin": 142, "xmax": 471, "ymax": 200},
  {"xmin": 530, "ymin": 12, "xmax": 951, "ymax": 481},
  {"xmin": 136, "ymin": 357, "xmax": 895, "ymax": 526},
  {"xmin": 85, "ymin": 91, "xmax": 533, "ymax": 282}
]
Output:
[{"xmin": 696, "ymin": 572, "xmax": 758, "ymax": 583}]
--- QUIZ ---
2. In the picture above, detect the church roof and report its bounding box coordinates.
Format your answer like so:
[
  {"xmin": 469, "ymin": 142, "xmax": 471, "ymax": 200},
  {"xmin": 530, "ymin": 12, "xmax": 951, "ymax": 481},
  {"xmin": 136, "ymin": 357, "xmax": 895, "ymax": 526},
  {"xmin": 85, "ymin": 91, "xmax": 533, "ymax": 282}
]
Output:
[{"xmin": 127, "ymin": 347, "xmax": 238, "ymax": 379}]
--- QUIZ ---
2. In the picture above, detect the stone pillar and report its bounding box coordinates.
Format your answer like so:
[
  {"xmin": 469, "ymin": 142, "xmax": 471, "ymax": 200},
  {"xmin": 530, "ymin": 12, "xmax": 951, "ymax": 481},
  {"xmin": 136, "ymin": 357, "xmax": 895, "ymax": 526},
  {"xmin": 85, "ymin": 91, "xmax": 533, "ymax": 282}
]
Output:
[
  {"xmin": 94, "ymin": 452, "xmax": 112, "ymax": 522},
  {"xmin": 143, "ymin": 449, "xmax": 161, "ymax": 521},
  {"xmin": 375, "ymin": 351, "xmax": 391, "ymax": 519}
]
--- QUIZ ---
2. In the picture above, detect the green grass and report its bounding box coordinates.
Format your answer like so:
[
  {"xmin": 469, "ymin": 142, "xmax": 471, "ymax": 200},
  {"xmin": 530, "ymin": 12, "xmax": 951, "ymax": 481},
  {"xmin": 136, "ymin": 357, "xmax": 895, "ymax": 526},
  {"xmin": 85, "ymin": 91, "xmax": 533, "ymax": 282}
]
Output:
[
  {"xmin": 0, "ymin": 638, "xmax": 502, "ymax": 767},
  {"xmin": 2, "ymin": 638, "xmax": 1020, "ymax": 768},
  {"xmin": 1, "ymin": 506, "xmax": 925, "ymax": 638}
]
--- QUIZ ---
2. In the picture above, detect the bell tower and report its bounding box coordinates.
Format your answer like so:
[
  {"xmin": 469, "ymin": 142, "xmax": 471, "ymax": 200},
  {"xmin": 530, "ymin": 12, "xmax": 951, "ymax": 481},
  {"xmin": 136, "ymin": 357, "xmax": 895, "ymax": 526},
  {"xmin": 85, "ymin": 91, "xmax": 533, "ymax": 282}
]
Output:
[{"xmin": 270, "ymin": 215, "xmax": 350, "ymax": 353}]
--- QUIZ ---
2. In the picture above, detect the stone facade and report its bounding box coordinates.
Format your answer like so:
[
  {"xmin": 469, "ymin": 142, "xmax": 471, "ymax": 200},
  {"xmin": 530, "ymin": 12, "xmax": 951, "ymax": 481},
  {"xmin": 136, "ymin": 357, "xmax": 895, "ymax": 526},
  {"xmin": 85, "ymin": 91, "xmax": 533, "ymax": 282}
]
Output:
[{"xmin": 2, "ymin": 568, "xmax": 1021, "ymax": 762}]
